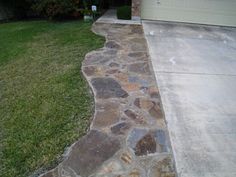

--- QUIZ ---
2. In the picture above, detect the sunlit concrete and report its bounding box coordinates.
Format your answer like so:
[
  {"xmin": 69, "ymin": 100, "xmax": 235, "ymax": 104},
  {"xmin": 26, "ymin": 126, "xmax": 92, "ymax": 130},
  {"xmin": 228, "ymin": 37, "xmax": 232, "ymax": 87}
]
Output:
[{"xmin": 143, "ymin": 21, "xmax": 236, "ymax": 177}]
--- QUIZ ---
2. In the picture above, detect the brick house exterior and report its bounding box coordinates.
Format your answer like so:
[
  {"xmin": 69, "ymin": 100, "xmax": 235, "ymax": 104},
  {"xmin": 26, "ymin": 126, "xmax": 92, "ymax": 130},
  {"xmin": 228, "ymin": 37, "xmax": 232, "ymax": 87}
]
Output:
[{"xmin": 131, "ymin": 0, "xmax": 141, "ymax": 20}]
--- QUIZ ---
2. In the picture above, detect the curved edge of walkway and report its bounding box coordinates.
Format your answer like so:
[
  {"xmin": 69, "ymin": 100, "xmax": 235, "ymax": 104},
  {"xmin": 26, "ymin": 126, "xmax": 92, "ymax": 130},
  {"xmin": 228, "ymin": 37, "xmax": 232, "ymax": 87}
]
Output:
[{"xmin": 39, "ymin": 22, "xmax": 176, "ymax": 177}]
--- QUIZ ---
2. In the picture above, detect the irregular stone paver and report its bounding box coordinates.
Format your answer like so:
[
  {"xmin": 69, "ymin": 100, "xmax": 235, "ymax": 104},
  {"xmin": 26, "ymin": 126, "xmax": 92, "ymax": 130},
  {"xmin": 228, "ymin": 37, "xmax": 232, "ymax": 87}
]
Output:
[
  {"xmin": 63, "ymin": 130, "xmax": 120, "ymax": 177},
  {"xmin": 92, "ymin": 78, "xmax": 128, "ymax": 99},
  {"xmin": 135, "ymin": 134, "xmax": 157, "ymax": 156},
  {"xmin": 93, "ymin": 101, "xmax": 120, "ymax": 128},
  {"xmin": 148, "ymin": 157, "xmax": 176, "ymax": 177},
  {"xmin": 111, "ymin": 122, "xmax": 131, "ymax": 135},
  {"xmin": 40, "ymin": 22, "xmax": 176, "ymax": 177},
  {"xmin": 127, "ymin": 128, "xmax": 169, "ymax": 156}
]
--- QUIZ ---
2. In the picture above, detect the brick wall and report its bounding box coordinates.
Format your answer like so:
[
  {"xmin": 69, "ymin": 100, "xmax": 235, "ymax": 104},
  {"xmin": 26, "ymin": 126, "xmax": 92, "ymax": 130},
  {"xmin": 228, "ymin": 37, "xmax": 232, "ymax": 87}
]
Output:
[{"xmin": 132, "ymin": 0, "xmax": 141, "ymax": 19}]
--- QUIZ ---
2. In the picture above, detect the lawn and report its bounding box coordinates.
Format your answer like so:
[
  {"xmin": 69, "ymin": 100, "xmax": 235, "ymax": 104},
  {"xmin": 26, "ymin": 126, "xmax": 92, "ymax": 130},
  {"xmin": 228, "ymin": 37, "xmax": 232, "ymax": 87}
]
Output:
[{"xmin": 0, "ymin": 20, "xmax": 105, "ymax": 177}]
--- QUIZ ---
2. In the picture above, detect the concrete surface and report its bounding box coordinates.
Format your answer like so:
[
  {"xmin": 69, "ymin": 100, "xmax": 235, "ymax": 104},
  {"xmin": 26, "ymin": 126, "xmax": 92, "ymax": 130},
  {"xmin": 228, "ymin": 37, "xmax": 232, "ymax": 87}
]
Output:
[
  {"xmin": 143, "ymin": 21, "xmax": 236, "ymax": 177},
  {"xmin": 96, "ymin": 9, "xmax": 141, "ymax": 25}
]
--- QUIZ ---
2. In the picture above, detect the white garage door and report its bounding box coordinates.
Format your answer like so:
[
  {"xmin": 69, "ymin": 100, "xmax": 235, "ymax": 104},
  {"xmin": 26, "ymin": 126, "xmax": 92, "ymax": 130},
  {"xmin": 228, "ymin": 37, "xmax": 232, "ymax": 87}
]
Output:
[{"xmin": 141, "ymin": 0, "xmax": 236, "ymax": 27}]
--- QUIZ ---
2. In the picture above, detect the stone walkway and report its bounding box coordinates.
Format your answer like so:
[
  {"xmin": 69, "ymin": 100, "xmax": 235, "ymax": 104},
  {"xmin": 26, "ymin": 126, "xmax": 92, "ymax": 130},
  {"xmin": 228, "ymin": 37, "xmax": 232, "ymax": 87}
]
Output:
[{"xmin": 40, "ymin": 22, "xmax": 176, "ymax": 177}]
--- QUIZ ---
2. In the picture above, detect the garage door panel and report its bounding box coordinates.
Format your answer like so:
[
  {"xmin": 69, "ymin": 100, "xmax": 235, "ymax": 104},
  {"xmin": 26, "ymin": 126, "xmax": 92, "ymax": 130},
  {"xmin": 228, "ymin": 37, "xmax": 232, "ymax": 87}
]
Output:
[
  {"xmin": 143, "ymin": 0, "xmax": 236, "ymax": 12},
  {"xmin": 141, "ymin": 0, "xmax": 236, "ymax": 26}
]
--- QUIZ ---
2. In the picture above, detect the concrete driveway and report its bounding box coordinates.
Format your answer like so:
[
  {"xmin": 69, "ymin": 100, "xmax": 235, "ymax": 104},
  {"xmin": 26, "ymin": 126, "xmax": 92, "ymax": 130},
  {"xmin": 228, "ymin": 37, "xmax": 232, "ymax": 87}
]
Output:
[{"xmin": 143, "ymin": 21, "xmax": 236, "ymax": 177}]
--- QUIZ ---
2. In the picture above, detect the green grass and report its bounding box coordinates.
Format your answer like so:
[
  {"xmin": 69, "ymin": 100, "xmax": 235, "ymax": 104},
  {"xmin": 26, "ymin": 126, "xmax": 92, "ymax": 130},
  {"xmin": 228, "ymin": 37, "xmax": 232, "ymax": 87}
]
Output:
[{"xmin": 0, "ymin": 20, "xmax": 105, "ymax": 177}]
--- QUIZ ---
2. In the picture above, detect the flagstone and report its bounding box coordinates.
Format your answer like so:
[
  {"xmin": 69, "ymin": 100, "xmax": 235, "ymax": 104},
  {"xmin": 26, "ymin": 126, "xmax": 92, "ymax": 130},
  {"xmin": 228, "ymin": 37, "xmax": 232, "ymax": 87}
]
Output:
[
  {"xmin": 128, "ymin": 63, "xmax": 151, "ymax": 75},
  {"xmin": 40, "ymin": 20, "xmax": 175, "ymax": 177},
  {"xmin": 92, "ymin": 78, "xmax": 128, "ymax": 99}
]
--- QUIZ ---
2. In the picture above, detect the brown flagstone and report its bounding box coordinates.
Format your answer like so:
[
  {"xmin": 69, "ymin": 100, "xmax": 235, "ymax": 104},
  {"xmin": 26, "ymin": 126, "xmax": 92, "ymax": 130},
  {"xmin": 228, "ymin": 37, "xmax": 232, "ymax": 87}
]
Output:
[
  {"xmin": 123, "ymin": 83, "xmax": 140, "ymax": 92},
  {"xmin": 134, "ymin": 98, "xmax": 154, "ymax": 110},
  {"xmin": 148, "ymin": 157, "xmax": 176, "ymax": 177},
  {"xmin": 149, "ymin": 103, "xmax": 164, "ymax": 119},
  {"xmin": 111, "ymin": 122, "xmax": 131, "ymax": 135},
  {"xmin": 128, "ymin": 62, "xmax": 151, "ymax": 75},
  {"xmin": 120, "ymin": 152, "xmax": 132, "ymax": 164},
  {"xmin": 135, "ymin": 134, "xmax": 157, "ymax": 156},
  {"xmin": 93, "ymin": 102, "xmax": 120, "ymax": 128},
  {"xmin": 129, "ymin": 169, "xmax": 141, "ymax": 177}
]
